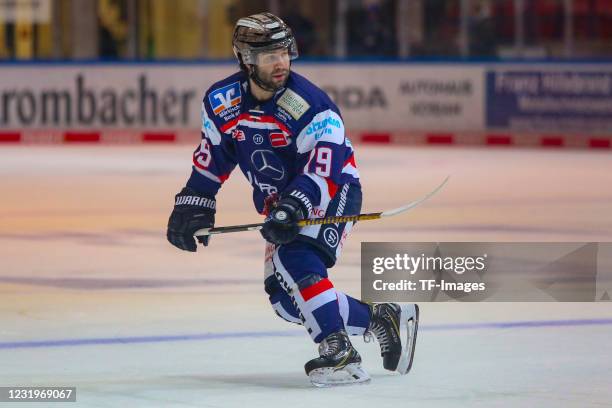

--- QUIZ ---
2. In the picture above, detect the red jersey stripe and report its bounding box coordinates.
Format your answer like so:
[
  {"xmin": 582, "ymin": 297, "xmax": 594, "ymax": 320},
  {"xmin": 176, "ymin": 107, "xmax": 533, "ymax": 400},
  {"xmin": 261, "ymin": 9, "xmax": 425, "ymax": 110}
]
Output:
[
  {"xmin": 326, "ymin": 178, "xmax": 338, "ymax": 198},
  {"xmin": 343, "ymin": 154, "xmax": 357, "ymax": 168},
  {"xmin": 219, "ymin": 113, "xmax": 291, "ymax": 135}
]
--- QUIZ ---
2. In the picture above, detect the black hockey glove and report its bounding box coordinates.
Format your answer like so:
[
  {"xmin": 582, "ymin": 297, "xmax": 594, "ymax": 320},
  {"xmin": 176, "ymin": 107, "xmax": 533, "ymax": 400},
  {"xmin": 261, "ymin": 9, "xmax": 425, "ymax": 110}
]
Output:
[
  {"xmin": 167, "ymin": 187, "xmax": 216, "ymax": 252},
  {"xmin": 260, "ymin": 192, "xmax": 309, "ymax": 245}
]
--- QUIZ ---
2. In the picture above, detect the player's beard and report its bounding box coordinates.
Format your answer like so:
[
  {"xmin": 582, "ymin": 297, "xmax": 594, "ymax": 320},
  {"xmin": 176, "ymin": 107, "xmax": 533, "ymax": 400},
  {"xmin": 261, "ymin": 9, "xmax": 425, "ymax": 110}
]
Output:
[{"xmin": 254, "ymin": 66, "xmax": 289, "ymax": 92}]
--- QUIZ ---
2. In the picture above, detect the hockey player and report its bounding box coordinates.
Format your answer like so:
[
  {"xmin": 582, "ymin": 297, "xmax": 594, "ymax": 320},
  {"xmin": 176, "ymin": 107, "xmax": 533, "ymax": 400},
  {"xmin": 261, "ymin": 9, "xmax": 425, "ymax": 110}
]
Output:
[{"xmin": 166, "ymin": 12, "xmax": 418, "ymax": 387}]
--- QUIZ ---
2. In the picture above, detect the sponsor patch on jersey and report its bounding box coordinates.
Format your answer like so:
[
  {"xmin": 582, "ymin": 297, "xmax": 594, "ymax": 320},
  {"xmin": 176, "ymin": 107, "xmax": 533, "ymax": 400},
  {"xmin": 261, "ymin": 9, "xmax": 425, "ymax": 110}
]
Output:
[
  {"xmin": 269, "ymin": 132, "xmax": 290, "ymax": 147},
  {"xmin": 231, "ymin": 129, "xmax": 245, "ymax": 141},
  {"xmin": 251, "ymin": 150, "xmax": 286, "ymax": 181},
  {"xmin": 275, "ymin": 106, "xmax": 293, "ymax": 124},
  {"xmin": 277, "ymin": 89, "xmax": 310, "ymax": 120},
  {"xmin": 208, "ymin": 81, "xmax": 242, "ymax": 115},
  {"xmin": 253, "ymin": 134, "xmax": 265, "ymax": 145},
  {"xmin": 306, "ymin": 115, "xmax": 342, "ymax": 139}
]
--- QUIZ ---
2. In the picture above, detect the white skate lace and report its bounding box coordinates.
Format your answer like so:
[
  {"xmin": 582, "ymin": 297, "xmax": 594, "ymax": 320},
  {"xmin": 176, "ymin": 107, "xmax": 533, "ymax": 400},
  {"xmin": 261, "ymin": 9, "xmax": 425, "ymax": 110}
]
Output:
[
  {"xmin": 364, "ymin": 305, "xmax": 393, "ymax": 354},
  {"xmin": 318, "ymin": 340, "xmax": 329, "ymax": 356},
  {"xmin": 369, "ymin": 323, "xmax": 391, "ymax": 354},
  {"xmin": 320, "ymin": 337, "xmax": 340, "ymax": 357}
]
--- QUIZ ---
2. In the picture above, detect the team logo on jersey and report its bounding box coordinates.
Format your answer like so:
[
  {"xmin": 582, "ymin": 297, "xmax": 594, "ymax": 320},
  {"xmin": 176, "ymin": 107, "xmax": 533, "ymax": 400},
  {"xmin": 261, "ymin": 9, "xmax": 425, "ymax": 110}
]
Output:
[
  {"xmin": 232, "ymin": 129, "xmax": 245, "ymax": 141},
  {"xmin": 208, "ymin": 81, "xmax": 242, "ymax": 115},
  {"xmin": 253, "ymin": 134, "xmax": 264, "ymax": 145},
  {"xmin": 251, "ymin": 150, "xmax": 285, "ymax": 181},
  {"xmin": 277, "ymin": 89, "xmax": 310, "ymax": 120},
  {"xmin": 323, "ymin": 227, "xmax": 340, "ymax": 248},
  {"xmin": 269, "ymin": 132, "xmax": 289, "ymax": 147}
]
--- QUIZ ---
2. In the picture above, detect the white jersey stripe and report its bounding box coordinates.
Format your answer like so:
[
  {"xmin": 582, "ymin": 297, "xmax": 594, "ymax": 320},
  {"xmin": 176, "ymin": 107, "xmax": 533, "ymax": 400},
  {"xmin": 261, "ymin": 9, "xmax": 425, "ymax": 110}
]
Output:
[
  {"xmin": 303, "ymin": 288, "xmax": 337, "ymax": 311},
  {"xmin": 193, "ymin": 166, "xmax": 221, "ymax": 183},
  {"xmin": 337, "ymin": 291, "xmax": 349, "ymax": 326},
  {"xmin": 341, "ymin": 163, "xmax": 360, "ymax": 178},
  {"xmin": 222, "ymin": 119, "xmax": 287, "ymax": 135},
  {"xmin": 201, "ymin": 101, "xmax": 222, "ymax": 145},
  {"xmin": 305, "ymin": 173, "xmax": 332, "ymax": 207},
  {"xmin": 272, "ymin": 301, "xmax": 302, "ymax": 324}
]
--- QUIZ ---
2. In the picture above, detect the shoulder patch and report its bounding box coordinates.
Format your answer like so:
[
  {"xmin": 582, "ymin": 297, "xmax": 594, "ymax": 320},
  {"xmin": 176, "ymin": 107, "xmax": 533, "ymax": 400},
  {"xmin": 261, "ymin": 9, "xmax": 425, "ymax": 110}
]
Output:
[
  {"xmin": 277, "ymin": 88, "xmax": 310, "ymax": 120},
  {"xmin": 208, "ymin": 81, "xmax": 242, "ymax": 115}
]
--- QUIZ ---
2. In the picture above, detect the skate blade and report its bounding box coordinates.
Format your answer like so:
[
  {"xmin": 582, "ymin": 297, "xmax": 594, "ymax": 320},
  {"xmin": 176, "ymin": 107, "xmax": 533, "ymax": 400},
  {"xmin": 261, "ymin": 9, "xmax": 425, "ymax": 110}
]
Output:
[
  {"xmin": 308, "ymin": 363, "xmax": 371, "ymax": 388},
  {"xmin": 396, "ymin": 303, "xmax": 419, "ymax": 375}
]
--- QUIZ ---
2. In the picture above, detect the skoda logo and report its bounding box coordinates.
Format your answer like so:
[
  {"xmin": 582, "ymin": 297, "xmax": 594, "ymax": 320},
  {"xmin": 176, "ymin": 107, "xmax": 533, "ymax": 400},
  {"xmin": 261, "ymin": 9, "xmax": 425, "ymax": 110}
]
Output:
[
  {"xmin": 251, "ymin": 150, "xmax": 285, "ymax": 181},
  {"xmin": 323, "ymin": 227, "xmax": 339, "ymax": 248},
  {"xmin": 253, "ymin": 134, "xmax": 264, "ymax": 145}
]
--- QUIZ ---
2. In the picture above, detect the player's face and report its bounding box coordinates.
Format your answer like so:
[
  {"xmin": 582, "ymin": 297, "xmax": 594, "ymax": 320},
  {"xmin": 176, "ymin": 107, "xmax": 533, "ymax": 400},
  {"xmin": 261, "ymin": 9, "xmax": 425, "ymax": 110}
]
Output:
[{"xmin": 254, "ymin": 49, "xmax": 290, "ymax": 90}]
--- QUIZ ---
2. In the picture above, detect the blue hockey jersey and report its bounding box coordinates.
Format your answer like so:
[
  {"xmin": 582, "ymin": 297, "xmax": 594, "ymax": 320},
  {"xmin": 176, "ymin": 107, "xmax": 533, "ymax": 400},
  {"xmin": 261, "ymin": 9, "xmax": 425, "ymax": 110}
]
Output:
[{"xmin": 186, "ymin": 70, "xmax": 360, "ymax": 216}]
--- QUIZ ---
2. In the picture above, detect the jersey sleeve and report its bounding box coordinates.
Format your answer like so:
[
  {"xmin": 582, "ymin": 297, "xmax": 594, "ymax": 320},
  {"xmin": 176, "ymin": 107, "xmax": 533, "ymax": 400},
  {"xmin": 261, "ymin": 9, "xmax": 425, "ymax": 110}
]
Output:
[
  {"xmin": 284, "ymin": 106, "xmax": 360, "ymax": 214},
  {"xmin": 186, "ymin": 99, "xmax": 238, "ymax": 196}
]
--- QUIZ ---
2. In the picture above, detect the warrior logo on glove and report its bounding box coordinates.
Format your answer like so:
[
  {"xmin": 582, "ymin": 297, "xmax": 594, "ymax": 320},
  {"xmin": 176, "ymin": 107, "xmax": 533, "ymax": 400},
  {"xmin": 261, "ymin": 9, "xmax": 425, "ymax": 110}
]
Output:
[{"xmin": 167, "ymin": 187, "xmax": 216, "ymax": 252}]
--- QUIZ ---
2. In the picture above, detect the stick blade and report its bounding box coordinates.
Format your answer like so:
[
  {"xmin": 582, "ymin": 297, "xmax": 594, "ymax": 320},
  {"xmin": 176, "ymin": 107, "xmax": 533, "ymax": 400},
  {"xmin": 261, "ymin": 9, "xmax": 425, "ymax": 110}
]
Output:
[{"xmin": 381, "ymin": 175, "xmax": 450, "ymax": 217}]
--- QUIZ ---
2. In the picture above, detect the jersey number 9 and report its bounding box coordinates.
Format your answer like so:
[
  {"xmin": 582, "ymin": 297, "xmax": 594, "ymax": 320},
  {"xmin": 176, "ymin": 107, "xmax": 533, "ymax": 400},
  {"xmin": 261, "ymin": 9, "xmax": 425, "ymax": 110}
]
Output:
[
  {"xmin": 195, "ymin": 139, "xmax": 213, "ymax": 169},
  {"xmin": 306, "ymin": 147, "xmax": 332, "ymax": 178}
]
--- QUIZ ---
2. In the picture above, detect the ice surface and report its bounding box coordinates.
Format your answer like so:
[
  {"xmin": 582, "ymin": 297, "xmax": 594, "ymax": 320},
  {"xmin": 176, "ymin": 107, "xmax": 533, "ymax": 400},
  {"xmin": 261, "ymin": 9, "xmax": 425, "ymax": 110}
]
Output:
[{"xmin": 1, "ymin": 146, "xmax": 611, "ymax": 407}]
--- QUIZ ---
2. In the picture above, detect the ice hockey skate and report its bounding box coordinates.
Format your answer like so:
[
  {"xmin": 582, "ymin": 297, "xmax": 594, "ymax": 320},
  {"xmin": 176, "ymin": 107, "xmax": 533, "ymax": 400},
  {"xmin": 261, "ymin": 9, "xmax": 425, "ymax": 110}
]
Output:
[
  {"xmin": 365, "ymin": 303, "xmax": 419, "ymax": 374},
  {"xmin": 304, "ymin": 330, "xmax": 371, "ymax": 387}
]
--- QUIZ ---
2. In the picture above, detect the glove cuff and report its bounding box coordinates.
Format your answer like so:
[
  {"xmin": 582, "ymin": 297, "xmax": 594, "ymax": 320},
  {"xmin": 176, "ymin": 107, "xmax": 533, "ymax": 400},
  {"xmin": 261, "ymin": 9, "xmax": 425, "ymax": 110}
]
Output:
[
  {"xmin": 175, "ymin": 187, "xmax": 216, "ymax": 212},
  {"xmin": 282, "ymin": 190, "xmax": 313, "ymax": 218}
]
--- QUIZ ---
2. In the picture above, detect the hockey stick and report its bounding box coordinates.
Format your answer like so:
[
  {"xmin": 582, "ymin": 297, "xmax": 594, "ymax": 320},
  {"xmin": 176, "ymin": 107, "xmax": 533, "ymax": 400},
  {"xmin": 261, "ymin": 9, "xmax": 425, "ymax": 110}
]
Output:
[{"xmin": 194, "ymin": 176, "xmax": 449, "ymax": 237}]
